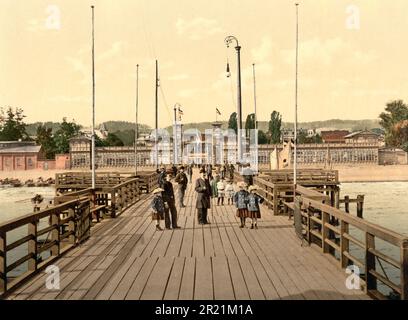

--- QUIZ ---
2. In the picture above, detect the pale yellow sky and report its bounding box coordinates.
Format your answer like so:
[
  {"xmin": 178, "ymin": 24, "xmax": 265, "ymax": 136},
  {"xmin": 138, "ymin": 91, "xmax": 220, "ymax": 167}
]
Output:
[{"xmin": 1, "ymin": 0, "xmax": 408, "ymax": 128}]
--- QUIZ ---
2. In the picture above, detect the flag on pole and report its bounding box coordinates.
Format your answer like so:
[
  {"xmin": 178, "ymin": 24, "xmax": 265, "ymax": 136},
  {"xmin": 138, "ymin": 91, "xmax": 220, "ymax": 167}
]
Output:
[
  {"xmin": 178, "ymin": 107, "xmax": 183, "ymax": 121},
  {"xmin": 216, "ymin": 108, "xmax": 221, "ymax": 115}
]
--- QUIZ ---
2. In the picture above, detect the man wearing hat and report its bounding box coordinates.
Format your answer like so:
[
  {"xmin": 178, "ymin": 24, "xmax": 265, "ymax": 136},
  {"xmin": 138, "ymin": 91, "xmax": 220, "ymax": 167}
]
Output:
[
  {"xmin": 195, "ymin": 168, "xmax": 212, "ymax": 224},
  {"xmin": 162, "ymin": 173, "xmax": 180, "ymax": 229},
  {"xmin": 175, "ymin": 166, "xmax": 188, "ymax": 207},
  {"xmin": 158, "ymin": 166, "xmax": 167, "ymax": 188}
]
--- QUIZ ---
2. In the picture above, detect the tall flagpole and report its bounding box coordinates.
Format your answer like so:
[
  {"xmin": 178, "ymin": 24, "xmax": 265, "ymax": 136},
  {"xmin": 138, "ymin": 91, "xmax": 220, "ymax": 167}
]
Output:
[
  {"xmin": 155, "ymin": 60, "xmax": 159, "ymax": 168},
  {"xmin": 252, "ymin": 63, "xmax": 258, "ymax": 171},
  {"xmin": 135, "ymin": 64, "xmax": 139, "ymax": 175},
  {"xmin": 91, "ymin": 5, "xmax": 96, "ymax": 189},
  {"xmin": 294, "ymin": 3, "xmax": 299, "ymax": 186}
]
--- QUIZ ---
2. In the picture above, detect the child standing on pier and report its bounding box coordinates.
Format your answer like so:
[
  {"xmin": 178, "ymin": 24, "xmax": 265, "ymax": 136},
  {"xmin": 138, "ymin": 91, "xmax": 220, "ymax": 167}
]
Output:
[
  {"xmin": 234, "ymin": 182, "xmax": 249, "ymax": 228},
  {"xmin": 216, "ymin": 178, "xmax": 226, "ymax": 205},
  {"xmin": 225, "ymin": 180, "xmax": 235, "ymax": 205},
  {"xmin": 151, "ymin": 188, "xmax": 165, "ymax": 231},
  {"xmin": 247, "ymin": 186, "xmax": 264, "ymax": 229}
]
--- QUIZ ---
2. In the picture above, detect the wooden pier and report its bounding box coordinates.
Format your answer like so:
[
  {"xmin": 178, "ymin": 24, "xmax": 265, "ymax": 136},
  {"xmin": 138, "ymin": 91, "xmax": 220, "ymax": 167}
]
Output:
[{"xmin": 1, "ymin": 169, "xmax": 407, "ymax": 300}]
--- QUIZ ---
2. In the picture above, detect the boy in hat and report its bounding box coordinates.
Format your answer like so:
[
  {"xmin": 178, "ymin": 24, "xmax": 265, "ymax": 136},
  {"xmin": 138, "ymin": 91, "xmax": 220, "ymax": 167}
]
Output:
[
  {"xmin": 151, "ymin": 188, "xmax": 165, "ymax": 231},
  {"xmin": 234, "ymin": 182, "xmax": 249, "ymax": 228},
  {"xmin": 247, "ymin": 185, "xmax": 264, "ymax": 229}
]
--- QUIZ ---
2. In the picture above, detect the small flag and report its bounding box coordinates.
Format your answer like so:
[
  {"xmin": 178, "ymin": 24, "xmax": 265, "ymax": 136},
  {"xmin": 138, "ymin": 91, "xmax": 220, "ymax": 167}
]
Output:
[
  {"xmin": 178, "ymin": 107, "xmax": 184, "ymax": 115},
  {"xmin": 216, "ymin": 108, "xmax": 221, "ymax": 115}
]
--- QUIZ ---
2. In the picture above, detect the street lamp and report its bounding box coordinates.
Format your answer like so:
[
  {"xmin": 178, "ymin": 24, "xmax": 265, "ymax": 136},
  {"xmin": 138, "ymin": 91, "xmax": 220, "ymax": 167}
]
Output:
[
  {"xmin": 173, "ymin": 103, "xmax": 183, "ymax": 164},
  {"xmin": 224, "ymin": 35, "xmax": 243, "ymax": 163}
]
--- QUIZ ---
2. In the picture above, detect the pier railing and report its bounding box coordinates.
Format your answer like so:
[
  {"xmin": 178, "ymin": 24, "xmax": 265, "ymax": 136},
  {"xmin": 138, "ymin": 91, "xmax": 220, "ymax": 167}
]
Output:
[
  {"xmin": 298, "ymin": 197, "xmax": 408, "ymax": 300},
  {"xmin": 251, "ymin": 174, "xmax": 408, "ymax": 300},
  {"xmin": 0, "ymin": 198, "xmax": 91, "ymax": 298},
  {"xmin": 55, "ymin": 171, "xmax": 158, "ymax": 195},
  {"xmin": 0, "ymin": 174, "xmax": 146, "ymax": 298}
]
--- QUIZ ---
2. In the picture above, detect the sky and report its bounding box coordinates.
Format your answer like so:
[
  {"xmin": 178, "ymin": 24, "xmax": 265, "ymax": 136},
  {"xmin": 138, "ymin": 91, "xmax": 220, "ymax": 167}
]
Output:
[{"xmin": 1, "ymin": 0, "xmax": 408, "ymax": 129}]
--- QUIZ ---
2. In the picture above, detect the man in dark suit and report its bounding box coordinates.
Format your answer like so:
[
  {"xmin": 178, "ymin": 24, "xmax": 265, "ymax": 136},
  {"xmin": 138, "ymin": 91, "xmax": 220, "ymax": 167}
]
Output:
[
  {"xmin": 162, "ymin": 174, "xmax": 180, "ymax": 229},
  {"xmin": 175, "ymin": 166, "xmax": 188, "ymax": 207},
  {"xmin": 195, "ymin": 168, "xmax": 212, "ymax": 224}
]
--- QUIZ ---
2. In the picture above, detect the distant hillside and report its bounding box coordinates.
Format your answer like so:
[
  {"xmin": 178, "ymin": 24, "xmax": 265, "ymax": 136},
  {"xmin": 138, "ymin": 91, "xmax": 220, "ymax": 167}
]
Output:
[
  {"xmin": 26, "ymin": 119, "xmax": 381, "ymax": 137},
  {"xmin": 103, "ymin": 121, "xmax": 151, "ymax": 134},
  {"xmin": 165, "ymin": 119, "xmax": 381, "ymax": 133},
  {"xmin": 26, "ymin": 122, "xmax": 63, "ymax": 136}
]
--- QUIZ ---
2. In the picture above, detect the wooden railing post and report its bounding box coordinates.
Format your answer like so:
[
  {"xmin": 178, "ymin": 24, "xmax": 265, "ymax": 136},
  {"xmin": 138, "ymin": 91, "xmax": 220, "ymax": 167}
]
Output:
[
  {"xmin": 68, "ymin": 208, "xmax": 75, "ymax": 245},
  {"xmin": 340, "ymin": 219, "xmax": 350, "ymax": 268},
  {"xmin": 365, "ymin": 233, "xmax": 377, "ymax": 293},
  {"xmin": 401, "ymin": 239, "xmax": 408, "ymax": 300},
  {"xmin": 357, "ymin": 195, "xmax": 364, "ymax": 218},
  {"xmin": 50, "ymin": 211, "xmax": 60, "ymax": 256},
  {"xmin": 273, "ymin": 187, "xmax": 278, "ymax": 215},
  {"xmin": 28, "ymin": 220, "xmax": 38, "ymax": 272},
  {"xmin": 322, "ymin": 211, "xmax": 329, "ymax": 253},
  {"xmin": 344, "ymin": 195, "xmax": 350, "ymax": 213},
  {"xmin": 111, "ymin": 190, "xmax": 116, "ymax": 218},
  {"xmin": 0, "ymin": 232, "xmax": 6, "ymax": 294}
]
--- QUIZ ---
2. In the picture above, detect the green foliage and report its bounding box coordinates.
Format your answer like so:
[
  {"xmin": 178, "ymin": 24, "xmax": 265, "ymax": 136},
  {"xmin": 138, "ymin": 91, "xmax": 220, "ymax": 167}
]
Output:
[
  {"xmin": 36, "ymin": 124, "xmax": 56, "ymax": 159},
  {"xmin": 112, "ymin": 130, "xmax": 135, "ymax": 146},
  {"xmin": 245, "ymin": 113, "xmax": 255, "ymax": 138},
  {"xmin": 268, "ymin": 111, "xmax": 282, "ymax": 144},
  {"xmin": 297, "ymin": 131, "xmax": 323, "ymax": 144},
  {"xmin": 379, "ymin": 100, "xmax": 408, "ymax": 148},
  {"xmin": 228, "ymin": 112, "xmax": 237, "ymax": 134},
  {"xmin": 258, "ymin": 130, "xmax": 268, "ymax": 144},
  {"xmin": 26, "ymin": 122, "xmax": 61, "ymax": 136},
  {"xmin": 0, "ymin": 107, "xmax": 30, "ymax": 141},
  {"xmin": 103, "ymin": 121, "xmax": 151, "ymax": 134},
  {"xmin": 53, "ymin": 118, "xmax": 82, "ymax": 154},
  {"xmin": 105, "ymin": 133, "xmax": 124, "ymax": 146}
]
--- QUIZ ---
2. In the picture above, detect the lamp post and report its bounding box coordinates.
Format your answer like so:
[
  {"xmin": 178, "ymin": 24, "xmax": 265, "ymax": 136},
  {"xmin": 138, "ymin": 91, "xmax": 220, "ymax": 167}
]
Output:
[
  {"xmin": 294, "ymin": 3, "xmax": 299, "ymax": 186},
  {"xmin": 91, "ymin": 5, "xmax": 96, "ymax": 189},
  {"xmin": 173, "ymin": 102, "xmax": 183, "ymax": 165},
  {"xmin": 135, "ymin": 64, "xmax": 139, "ymax": 176},
  {"xmin": 252, "ymin": 63, "xmax": 258, "ymax": 171},
  {"xmin": 225, "ymin": 36, "xmax": 243, "ymax": 164}
]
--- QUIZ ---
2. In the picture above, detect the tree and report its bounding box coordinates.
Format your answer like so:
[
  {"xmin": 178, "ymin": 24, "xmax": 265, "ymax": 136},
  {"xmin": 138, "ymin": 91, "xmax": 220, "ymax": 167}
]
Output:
[
  {"xmin": 53, "ymin": 118, "xmax": 82, "ymax": 154},
  {"xmin": 36, "ymin": 124, "xmax": 56, "ymax": 159},
  {"xmin": 268, "ymin": 111, "xmax": 282, "ymax": 144},
  {"xmin": 379, "ymin": 100, "xmax": 408, "ymax": 149},
  {"xmin": 245, "ymin": 113, "xmax": 255, "ymax": 138},
  {"xmin": 258, "ymin": 130, "xmax": 268, "ymax": 144},
  {"xmin": 105, "ymin": 133, "xmax": 124, "ymax": 146},
  {"xmin": 391, "ymin": 120, "xmax": 408, "ymax": 152},
  {"xmin": 228, "ymin": 112, "xmax": 237, "ymax": 134},
  {"xmin": 0, "ymin": 107, "xmax": 29, "ymax": 141}
]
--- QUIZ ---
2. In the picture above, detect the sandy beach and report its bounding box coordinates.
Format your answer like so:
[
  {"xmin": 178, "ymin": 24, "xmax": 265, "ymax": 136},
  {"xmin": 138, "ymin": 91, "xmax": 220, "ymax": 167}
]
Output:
[{"xmin": 0, "ymin": 165, "xmax": 407, "ymax": 183}]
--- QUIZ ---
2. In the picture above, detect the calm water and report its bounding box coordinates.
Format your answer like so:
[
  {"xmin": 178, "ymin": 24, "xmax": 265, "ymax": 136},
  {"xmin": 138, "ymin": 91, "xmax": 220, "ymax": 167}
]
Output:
[{"xmin": 340, "ymin": 182, "xmax": 408, "ymax": 236}]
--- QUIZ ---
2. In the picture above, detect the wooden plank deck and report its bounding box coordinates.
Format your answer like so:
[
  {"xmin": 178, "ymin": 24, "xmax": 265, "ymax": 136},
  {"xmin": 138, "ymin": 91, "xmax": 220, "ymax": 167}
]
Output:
[{"xmin": 6, "ymin": 174, "xmax": 370, "ymax": 300}]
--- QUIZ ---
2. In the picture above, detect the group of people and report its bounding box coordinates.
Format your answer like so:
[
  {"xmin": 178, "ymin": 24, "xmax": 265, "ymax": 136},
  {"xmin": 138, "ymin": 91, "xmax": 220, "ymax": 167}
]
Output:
[
  {"xmin": 150, "ymin": 162, "xmax": 262, "ymax": 231},
  {"xmin": 151, "ymin": 165, "xmax": 189, "ymax": 231}
]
